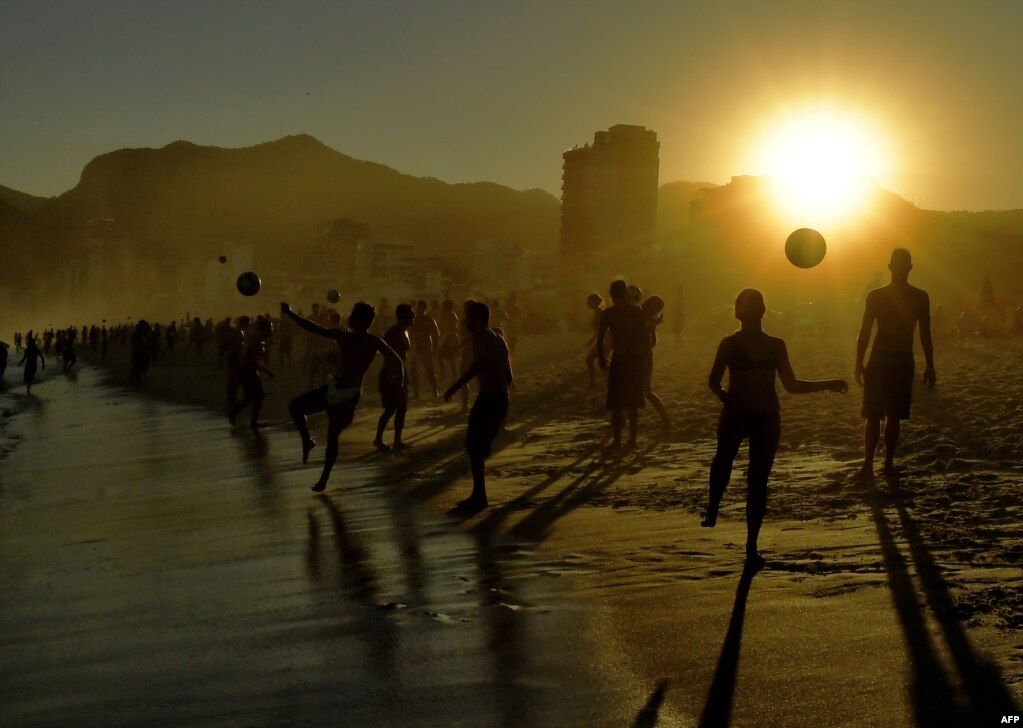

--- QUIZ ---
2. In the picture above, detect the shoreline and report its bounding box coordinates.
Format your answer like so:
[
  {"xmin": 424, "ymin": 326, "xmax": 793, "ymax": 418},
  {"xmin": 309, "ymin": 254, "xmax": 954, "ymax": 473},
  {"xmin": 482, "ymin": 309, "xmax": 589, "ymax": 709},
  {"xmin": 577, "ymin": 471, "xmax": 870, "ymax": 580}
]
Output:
[{"xmin": 74, "ymin": 331, "xmax": 1023, "ymax": 721}]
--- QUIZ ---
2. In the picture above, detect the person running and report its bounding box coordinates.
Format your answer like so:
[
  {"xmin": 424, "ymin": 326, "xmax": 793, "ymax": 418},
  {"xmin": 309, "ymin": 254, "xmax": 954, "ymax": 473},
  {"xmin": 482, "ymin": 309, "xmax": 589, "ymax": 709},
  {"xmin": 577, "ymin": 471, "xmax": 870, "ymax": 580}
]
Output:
[
  {"xmin": 702, "ymin": 289, "xmax": 848, "ymax": 569},
  {"xmin": 18, "ymin": 333, "xmax": 45, "ymax": 394},
  {"xmin": 409, "ymin": 300, "xmax": 440, "ymax": 399},
  {"xmin": 443, "ymin": 301, "xmax": 514, "ymax": 511},
  {"xmin": 596, "ymin": 280, "xmax": 649, "ymax": 449},
  {"xmin": 374, "ymin": 304, "xmax": 415, "ymax": 451},
  {"xmin": 228, "ymin": 317, "xmax": 275, "ymax": 428},
  {"xmin": 281, "ymin": 301, "xmax": 403, "ymax": 493},
  {"xmin": 855, "ymin": 248, "xmax": 935, "ymax": 480},
  {"xmin": 641, "ymin": 295, "xmax": 672, "ymax": 429}
]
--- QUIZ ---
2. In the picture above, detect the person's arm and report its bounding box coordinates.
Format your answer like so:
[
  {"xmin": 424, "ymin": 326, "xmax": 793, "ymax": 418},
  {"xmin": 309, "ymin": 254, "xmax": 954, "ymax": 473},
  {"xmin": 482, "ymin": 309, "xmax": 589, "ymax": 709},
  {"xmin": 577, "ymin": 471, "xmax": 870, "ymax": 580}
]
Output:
[
  {"xmin": 777, "ymin": 340, "xmax": 848, "ymax": 394},
  {"xmin": 855, "ymin": 291, "xmax": 877, "ymax": 386},
  {"xmin": 595, "ymin": 312, "xmax": 610, "ymax": 368},
  {"xmin": 430, "ymin": 318, "xmax": 441, "ymax": 347},
  {"xmin": 373, "ymin": 335, "xmax": 404, "ymax": 371},
  {"xmin": 280, "ymin": 302, "xmax": 333, "ymax": 339},
  {"xmin": 919, "ymin": 292, "xmax": 935, "ymax": 389},
  {"xmin": 708, "ymin": 339, "xmax": 729, "ymax": 405}
]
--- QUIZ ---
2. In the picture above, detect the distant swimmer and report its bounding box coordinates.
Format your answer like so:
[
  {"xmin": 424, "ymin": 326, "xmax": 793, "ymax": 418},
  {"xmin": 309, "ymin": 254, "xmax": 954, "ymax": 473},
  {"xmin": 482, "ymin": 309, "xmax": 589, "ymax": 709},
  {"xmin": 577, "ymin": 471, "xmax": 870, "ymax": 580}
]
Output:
[
  {"xmin": 374, "ymin": 304, "xmax": 415, "ymax": 451},
  {"xmin": 281, "ymin": 301, "xmax": 403, "ymax": 492},
  {"xmin": 18, "ymin": 333, "xmax": 45, "ymax": 394},
  {"xmin": 702, "ymin": 289, "xmax": 848, "ymax": 569},
  {"xmin": 444, "ymin": 301, "xmax": 514, "ymax": 511},
  {"xmin": 596, "ymin": 280, "xmax": 649, "ymax": 449},
  {"xmin": 855, "ymin": 248, "xmax": 935, "ymax": 480}
]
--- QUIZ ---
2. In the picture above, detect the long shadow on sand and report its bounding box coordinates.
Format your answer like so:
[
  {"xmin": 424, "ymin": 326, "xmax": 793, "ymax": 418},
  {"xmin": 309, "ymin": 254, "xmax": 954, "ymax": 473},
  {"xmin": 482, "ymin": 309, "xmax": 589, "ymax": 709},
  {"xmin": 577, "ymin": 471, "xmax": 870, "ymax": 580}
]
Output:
[
  {"xmin": 633, "ymin": 679, "xmax": 669, "ymax": 727},
  {"xmin": 697, "ymin": 565, "xmax": 756, "ymax": 728},
  {"xmin": 866, "ymin": 480, "xmax": 1020, "ymax": 726}
]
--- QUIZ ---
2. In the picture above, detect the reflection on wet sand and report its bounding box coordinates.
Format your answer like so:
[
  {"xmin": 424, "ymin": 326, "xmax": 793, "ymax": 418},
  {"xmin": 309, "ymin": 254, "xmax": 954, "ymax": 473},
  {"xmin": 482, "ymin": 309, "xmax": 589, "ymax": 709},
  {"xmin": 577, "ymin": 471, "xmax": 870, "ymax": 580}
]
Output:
[{"xmin": 0, "ymin": 366, "xmax": 624, "ymax": 726}]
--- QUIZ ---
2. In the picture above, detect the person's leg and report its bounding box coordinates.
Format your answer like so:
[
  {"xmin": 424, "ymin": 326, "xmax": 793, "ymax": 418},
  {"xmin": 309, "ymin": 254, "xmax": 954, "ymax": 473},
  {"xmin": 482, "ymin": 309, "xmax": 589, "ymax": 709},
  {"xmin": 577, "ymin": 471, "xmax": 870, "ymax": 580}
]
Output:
[
  {"xmin": 393, "ymin": 401, "xmax": 408, "ymax": 447},
  {"xmin": 745, "ymin": 415, "xmax": 780, "ymax": 565},
  {"xmin": 626, "ymin": 407, "xmax": 639, "ymax": 447},
  {"xmin": 249, "ymin": 392, "xmax": 265, "ymax": 428},
  {"xmin": 289, "ymin": 389, "xmax": 326, "ymax": 462},
  {"xmin": 585, "ymin": 347, "xmax": 598, "ymax": 386},
  {"xmin": 375, "ymin": 406, "xmax": 395, "ymax": 449},
  {"xmin": 610, "ymin": 409, "xmax": 624, "ymax": 447},
  {"xmin": 703, "ymin": 408, "xmax": 744, "ymax": 527},
  {"xmin": 883, "ymin": 417, "xmax": 901, "ymax": 472},
  {"xmin": 466, "ymin": 452, "xmax": 487, "ymax": 505},
  {"xmin": 858, "ymin": 417, "xmax": 882, "ymax": 478},
  {"xmin": 645, "ymin": 389, "xmax": 671, "ymax": 429},
  {"xmin": 312, "ymin": 406, "xmax": 352, "ymax": 492}
]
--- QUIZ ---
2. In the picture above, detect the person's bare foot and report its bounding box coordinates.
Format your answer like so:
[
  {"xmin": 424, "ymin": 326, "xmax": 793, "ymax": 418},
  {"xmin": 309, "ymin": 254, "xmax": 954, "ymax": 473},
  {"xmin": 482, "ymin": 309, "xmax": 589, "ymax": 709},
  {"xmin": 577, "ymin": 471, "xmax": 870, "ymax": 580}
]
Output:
[
  {"xmin": 852, "ymin": 463, "xmax": 874, "ymax": 481},
  {"xmin": 455, "ymin": 495, "xmax": 488, "ymax": 512},
  {"xmin": 373, "ymin": 439, "xmax": 390, "ymax": 452},
  {"xmin": 701, "ymin": 512, "xmax": 717, "ymax": 528},
  {"xmin": 302, "ymin": 439, "xmax": 317, "ymax": 464},
  {"xmin": 310, "ymin": 479, "xmax": 327, "ymax": 493}
]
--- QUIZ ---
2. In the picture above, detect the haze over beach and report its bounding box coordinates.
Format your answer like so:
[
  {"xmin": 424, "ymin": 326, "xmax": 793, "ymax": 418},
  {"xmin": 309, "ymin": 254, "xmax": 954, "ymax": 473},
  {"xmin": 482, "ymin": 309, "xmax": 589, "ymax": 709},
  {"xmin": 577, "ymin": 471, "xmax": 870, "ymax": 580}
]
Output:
[{"xmin": 1, "ymin": 2, "xmax": 1022, "ymax": 727}]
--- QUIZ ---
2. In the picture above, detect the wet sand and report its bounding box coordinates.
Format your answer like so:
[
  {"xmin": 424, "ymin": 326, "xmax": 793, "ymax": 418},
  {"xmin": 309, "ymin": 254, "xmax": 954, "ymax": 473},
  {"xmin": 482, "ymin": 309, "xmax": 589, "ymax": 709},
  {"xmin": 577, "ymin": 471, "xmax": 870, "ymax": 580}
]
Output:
[
  {"xmin": 0, "ymin": 367, "xmax": 638, "ymax": 727},
  {"xmin": 9, "ymin": 332, "xmax": 1023, "ymax": 726}
]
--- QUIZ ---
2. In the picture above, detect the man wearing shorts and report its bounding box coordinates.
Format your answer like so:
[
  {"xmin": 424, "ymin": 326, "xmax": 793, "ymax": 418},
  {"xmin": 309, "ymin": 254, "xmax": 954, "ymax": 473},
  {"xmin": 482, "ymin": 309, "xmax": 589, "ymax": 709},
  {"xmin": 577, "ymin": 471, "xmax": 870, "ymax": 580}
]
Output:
[
  {"xmin": 444, "ymin": 301, "xmax": 514, "ymax": 511},
  {"xmin": 281, "ymin": 301, "xmax": 404, "ymax": 492},
  {"xmin": 855, "ymin": 248, "xmax": 936, "ymax": 479},
  {"xmin": 596, "ymin": 280, "xmax": 649, "ymax": 449}
]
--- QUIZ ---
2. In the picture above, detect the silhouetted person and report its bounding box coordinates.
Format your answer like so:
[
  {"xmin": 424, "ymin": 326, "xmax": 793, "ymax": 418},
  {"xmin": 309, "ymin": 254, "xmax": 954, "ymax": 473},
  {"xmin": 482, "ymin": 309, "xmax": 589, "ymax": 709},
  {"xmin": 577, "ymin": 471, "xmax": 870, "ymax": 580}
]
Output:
[
  {"xmin": 641, "ymin": 295, "xmax": 671, "ymax": 429},
  {"xmin": 100, "ymin": 325, "xmax": 108, "ymax": 361},
  {"xmin": 457, "ymin": 298, "xmax": 477, "ymax": 413},
  {"xmin": 0, "ymin": 341, "xmax": 8, "ymax": 383},
  {"xmin": 229, "ymin": 318, "xmax": 274, "ymax": 428},
  {"xmin": 374, "ymin": 304, "xmax": 415, "ymax": 451},
  {"xmin": 436, "ymin": 299, "xmax": 460, "ymax": 380},
  {"xmin": 584, "ymin": 293, "xmax": 605, "ymax": 387},
  {"xmin": 855, "ymin": 248, "xmax": 935, "ymax": 479},
  {"xmin": 19, "ymin": 333, "xmax": 45, "ymax": 394},
  {"xmin": 225, "ymin": 317, "xmax": 248, "ymax": 408},
  {"xmin": 215, "ymin": 317, "xmax": 232, "ymax": 366},
  {"xmin": 62, "ymin": 334, "xmax": 77, "ymax": 372},
  {"xmin": 281, "ymin": 301, "xmax": 403, "ymax": 492},
  {"xmin": 129, "ymin": 321, "xmax": 152, "ymax": 384},
  {"xmin": 409, "ymin": 300, "xmax": 440, "ymax": 399},
  {"xmin": 702, "ymin": 289, "xmax": 847, "ymax": 569},
  {"xmin": 188, "ymin": 316, "xmax": 206, "ymax": 360},
  {"xmin": 596, "ymin": 280, "xmax": 648, "ymax": 449},
  {"xmin": 444, "ymin": 301, "xmax": 514, "ymax": 510}
]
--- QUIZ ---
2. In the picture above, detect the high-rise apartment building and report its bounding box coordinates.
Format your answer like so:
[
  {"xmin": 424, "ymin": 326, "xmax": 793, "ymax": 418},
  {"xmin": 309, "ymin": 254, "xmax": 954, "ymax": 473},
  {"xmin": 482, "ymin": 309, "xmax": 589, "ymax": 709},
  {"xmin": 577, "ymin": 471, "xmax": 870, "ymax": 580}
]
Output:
[{"xmin": 560, "ymin": 124, "xmax": 659, "ymax": 299}]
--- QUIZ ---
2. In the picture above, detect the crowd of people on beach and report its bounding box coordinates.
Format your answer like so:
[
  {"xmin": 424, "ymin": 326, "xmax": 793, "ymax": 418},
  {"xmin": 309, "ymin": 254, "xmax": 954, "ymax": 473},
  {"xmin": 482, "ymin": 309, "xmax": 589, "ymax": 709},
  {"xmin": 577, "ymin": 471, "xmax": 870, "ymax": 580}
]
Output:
[{"xmin": 5, "ymin": 248, "xmax": 944, "ymax": 568}]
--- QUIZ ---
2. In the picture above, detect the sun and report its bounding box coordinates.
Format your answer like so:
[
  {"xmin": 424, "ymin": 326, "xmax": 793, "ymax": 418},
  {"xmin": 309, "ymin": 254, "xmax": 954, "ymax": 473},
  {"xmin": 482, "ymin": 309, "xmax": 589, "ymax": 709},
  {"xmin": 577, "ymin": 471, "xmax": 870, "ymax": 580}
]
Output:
[{"xmin": 752, "ymin": 109, "xmax": 887, "ymax": 227}]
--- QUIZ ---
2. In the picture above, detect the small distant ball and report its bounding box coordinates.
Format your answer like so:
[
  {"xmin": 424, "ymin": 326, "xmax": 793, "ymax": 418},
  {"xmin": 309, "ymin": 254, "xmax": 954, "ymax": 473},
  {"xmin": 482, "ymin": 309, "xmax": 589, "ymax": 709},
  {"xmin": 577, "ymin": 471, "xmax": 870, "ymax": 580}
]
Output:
[
  {"xmin": 785, "ymin": 228, "xmax": 827, "ymax": 269},
  {"xmin": 218, "ymin": 255, "xmax": 227, "ymax": 264},
  {"xmin": 326, "ymin": 289, "xmax": 341, "ymax": 304},
  {"xmin": 237, "ymin": 271, "xmax": 261, "ymax": 297}
]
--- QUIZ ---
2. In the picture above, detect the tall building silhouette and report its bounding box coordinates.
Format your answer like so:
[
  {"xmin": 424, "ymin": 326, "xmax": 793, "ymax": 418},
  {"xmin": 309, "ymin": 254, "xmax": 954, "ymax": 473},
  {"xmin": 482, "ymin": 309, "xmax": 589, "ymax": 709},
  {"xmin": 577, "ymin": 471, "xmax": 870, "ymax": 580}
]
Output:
[{"xmin": 560, "ymin": 124, "xmax": 660, "ymax": 300}]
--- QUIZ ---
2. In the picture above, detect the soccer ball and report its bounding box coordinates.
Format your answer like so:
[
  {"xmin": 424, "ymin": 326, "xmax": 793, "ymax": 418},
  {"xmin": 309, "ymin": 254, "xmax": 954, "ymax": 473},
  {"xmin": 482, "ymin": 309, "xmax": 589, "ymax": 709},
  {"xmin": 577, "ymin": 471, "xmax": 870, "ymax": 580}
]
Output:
[
  {"xmin": 326, "ymin": 289, "xmax": 341, "ymax": 304},
  {"xmin": 237, "ymin": 272, "xmax": 261, "ymax": 297},
  {"xmin": 218, "ymin": 255, "xmax": 227, "ymax": 264},
  {"xmin": 785, "ymin": 228, "xmax": 827, "ymax": 269}
]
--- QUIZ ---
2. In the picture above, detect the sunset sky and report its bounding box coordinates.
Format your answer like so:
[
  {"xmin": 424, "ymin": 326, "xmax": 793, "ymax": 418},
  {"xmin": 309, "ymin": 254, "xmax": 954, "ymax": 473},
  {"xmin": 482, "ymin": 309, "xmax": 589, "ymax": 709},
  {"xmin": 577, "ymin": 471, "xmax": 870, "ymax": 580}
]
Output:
[{"xmin": 3, "ymin": 0, "xmax": 1023, "ymax": 210}]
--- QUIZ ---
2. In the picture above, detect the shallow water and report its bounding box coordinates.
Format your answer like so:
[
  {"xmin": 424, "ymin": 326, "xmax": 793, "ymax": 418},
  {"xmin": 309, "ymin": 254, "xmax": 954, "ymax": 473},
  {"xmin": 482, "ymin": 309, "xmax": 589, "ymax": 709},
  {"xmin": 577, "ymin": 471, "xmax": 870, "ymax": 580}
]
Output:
[{"xmin": 0, "ymin": 367, "xmax": 623, "ymax": 727}]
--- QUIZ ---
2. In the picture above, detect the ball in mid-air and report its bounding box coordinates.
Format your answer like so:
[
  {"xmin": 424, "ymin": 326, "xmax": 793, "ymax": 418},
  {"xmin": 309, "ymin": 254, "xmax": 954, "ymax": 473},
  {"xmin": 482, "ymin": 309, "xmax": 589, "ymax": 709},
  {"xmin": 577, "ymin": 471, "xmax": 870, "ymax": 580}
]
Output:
[
  {"xmin": 236, "ymin": 271, "xmax": 261, "ymax": 297},
  {"xmin": 218, "ymin": 255, "xmax": 227, "ymax": 264},
  {"xmin": 326, "ymin": 289, "xmax": 341, "ymax": 304},
  {"xmin": 785, "ymin": 228, "xmax": 827, "ymax": 269}
]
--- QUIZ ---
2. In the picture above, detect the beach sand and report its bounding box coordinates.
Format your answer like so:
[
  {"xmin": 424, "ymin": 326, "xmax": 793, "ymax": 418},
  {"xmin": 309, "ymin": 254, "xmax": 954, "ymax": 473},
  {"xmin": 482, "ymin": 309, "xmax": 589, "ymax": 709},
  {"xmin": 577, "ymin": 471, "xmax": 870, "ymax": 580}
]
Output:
[{"xmin": 17, "ymin": 329, "xmax": 1022, "ymax": 725}]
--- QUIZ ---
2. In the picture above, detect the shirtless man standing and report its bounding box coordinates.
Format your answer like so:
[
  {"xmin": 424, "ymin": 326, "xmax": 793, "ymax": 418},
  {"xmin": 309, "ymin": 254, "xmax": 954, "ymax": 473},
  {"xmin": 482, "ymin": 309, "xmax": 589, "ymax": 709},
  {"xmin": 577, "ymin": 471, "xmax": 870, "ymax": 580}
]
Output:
[
  {"xmin": 374, "ymin": 304, "xmax": 415, "ymax": 451},
  {"xmin": 855, "ymin": 248, "xmax": 936, "ymax": 479},
  {"xmin": 409, "ymin": 300, "xmax": 440, "ymax": 399},
  {"xmin": 596, "ymin": 280, "xmax": 649, "ymax": 449},
  {"xmin": 281, "ymin": 301, "xmax": 403, "ymax": 492},
  {"xmin": 444, "ymin": 301, "xmax": 514, "ymax": 511}
]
